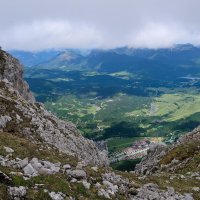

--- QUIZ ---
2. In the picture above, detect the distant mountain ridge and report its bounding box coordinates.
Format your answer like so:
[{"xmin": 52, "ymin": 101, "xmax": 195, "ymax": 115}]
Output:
[
  {"xmin": 9, "ymin": 49, "xmax": 90, "ymax": 67},
  {"xmin": 9, "ymin": 44, "xmax": 200, "ymax": 80},
  {"xmin": 8, "ymin": 50, "xmax": 62, "ymax": 67}
]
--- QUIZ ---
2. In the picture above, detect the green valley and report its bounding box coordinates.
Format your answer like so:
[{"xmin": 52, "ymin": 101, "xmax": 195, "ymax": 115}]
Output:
[{"xmin": 25, "ymin": 67, "xmax": 200, "ymax": 157}]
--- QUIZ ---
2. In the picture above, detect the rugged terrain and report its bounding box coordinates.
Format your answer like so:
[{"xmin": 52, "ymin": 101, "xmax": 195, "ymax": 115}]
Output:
[
  {"xmin": 0, "ymin": 49, "xmax": 108, "ymax": 167},
  {"xmin": 0, "ymin": 49, "xmax": 199, "ymax": 199}
]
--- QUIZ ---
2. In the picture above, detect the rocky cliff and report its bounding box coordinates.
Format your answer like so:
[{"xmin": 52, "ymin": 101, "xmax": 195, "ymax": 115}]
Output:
[
  {"xmin": 0, "ymin": 49, "xmax": 108, "ymax": 167},
  {"xmin": 0, "ymin": 50, "xmax": 35, "ymax": 103}
]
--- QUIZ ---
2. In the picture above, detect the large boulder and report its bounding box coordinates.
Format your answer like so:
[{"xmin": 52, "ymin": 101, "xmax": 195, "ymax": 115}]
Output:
[
  {"xmin": 23, "ymin": 163, "xmax": 37, "ymax": 177},
  {"xmin": 8, "ymin": 186, "xmax": 27, "ymax": 200},
  {"xmin": 49, "ymin": 191, "xmax": 66, "ymax": 200},
  {"xmin": 67, "ymin": 169, "xmax": 87, "ymax": 179}
]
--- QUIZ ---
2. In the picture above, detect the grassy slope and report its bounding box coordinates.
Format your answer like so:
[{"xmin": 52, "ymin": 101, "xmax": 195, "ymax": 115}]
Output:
[
  {"xmin": 0, "ymin": 132, "xmax": 102, "ymax": 200},
  {"xmin": 0, "ymin": 132, "xmax": 199, "ymax": 199},
  {"xmin": 148, "ymin": 141, "xmax": 200, "ymax": 200},
  {"xmin": 107, "ymin": 137, "xmax": 142, "ymax": 153},
  {"xmin": 154, "ymin": 93, "xmax": 200, "ymax": 121}
]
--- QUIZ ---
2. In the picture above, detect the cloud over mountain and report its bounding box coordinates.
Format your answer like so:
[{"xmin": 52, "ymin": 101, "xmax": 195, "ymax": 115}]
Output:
[{"xmin": 1, "ymin": 0, "xmax": 200, "ymax": 50}]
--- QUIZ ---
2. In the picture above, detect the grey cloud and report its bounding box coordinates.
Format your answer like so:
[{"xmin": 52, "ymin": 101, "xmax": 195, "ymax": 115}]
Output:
[{"xmin": 0, "ymin": 0, "xmax": 200, "ymax": 50}]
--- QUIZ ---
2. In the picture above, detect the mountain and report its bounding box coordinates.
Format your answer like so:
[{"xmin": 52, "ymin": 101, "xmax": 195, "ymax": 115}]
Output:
[
  {"xmin": 14, "ymin": 44, "xmax": 200, "ymax": 80},
  {"xmin": 35, "ymin": 50, "xmax": 85, "ymax": 69},
  {"xmin": 8, "ymin": 50, "xmax": 63, "ymax": 67},
  {"xmin": 0, "ymin": 49, "xmax": 199, "ymax": 199},
  {"xmin": 84, "ymin": 44, "xmax": 200, "ymax": 79},
  {"xmin": 9, "ymin": 49, "xmax": 91, "ymax": 68}
]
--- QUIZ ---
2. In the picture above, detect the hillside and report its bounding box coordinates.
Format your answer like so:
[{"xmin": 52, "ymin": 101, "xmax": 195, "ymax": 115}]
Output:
[
  {"xmin": 0, "ymin": 49, "xmax": 108, "ymax": 166},
  {"xmin": 0, "ymin": 49, "xmax": 199, "ymax": 199}
]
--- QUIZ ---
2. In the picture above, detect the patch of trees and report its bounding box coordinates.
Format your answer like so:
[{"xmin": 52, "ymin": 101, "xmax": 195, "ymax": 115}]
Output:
[{"xmin": 102, "ymin": 121, "xmax": 143, "ymax": 139}]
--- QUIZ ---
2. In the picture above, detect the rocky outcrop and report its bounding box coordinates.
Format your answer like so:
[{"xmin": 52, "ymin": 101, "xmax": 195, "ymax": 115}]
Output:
[
  {"xmin": 66, "ymin": 169, "xmax": 87, "ymax": 179},
  {"xmin": 135, "ymin": 128, "xmax": 200, "ymax": 175},
  {"xmin": 8, "ymin": 186, "xmax": 27, "ymax": 200},
  {"xmin": 131, "ymin": 183, "xmax": 193, "ymax": 200},
  {"xmin": 0, "ymin": 153, "xmax": 81, "ymax": 180},
  {"xmin": 49, "ymin": 191, "xmax": 66, "ymax": 200},
  {"xmin": 0, "ymin": 50, "xmax": 35, "ymax": 103},
  {"xmin": 0, "ymin": 143, "xmax": 197, "ymax": 199},
  {"xmin": 177, "ymin": 126, "xmax": 200, "ymax": 144},
  {"xmin": 0, "ymin": 49, "xmax": 108, "ymax": 166},
  {"xmin": 0, "ymin": 147, "xmax": 133, "ymax": 199},
  {"xmin": 134, "ymin": 142, "xmax": 168, "ymax": 175}
]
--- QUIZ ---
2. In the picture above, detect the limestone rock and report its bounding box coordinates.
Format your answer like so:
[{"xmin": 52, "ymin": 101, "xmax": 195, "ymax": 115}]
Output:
[
  {"xmin": 134, "ymin": 143, "xmax": 168, "ymax": 175},
  {"xmin": 49, "ymin": 191, "xmax": 66, "ymax": 200},
  {"xmin": 0, "ymin": 50, "xmax": 35, "ymax": 103},
  {"xmin": 63, "ymin": 164, "xmax": 71, "ymax": 170},
  {"xmin": 10, "ymin": 172, "xmax": 23, "ymax": 176},
  {"xmin": 0, "ymin": 116, "xmax": 12, "ymax": 129},
  {"xmin": 103, "ymin": 180, "xmax": 118, "ymax": 195},
  {"xmin": 192, "ymin": 187, "xmax": 199, "ymax": 192},
  {"xmin": 8, "ymin": 186, "xmax": 27, "ymax": 200},
  {"xmin": 67, "ymin": 169, "xmax": 87, "ymax": 179},
  {"xmin": 4, "ymin": 146, "xmax": 14, "ymax": 153},
  {"xmin": 82, "ymin": 180, "xmax": 91, "ymax": 189},
  {"xmin": 98, "ymin": 188, "xmax": 110, "ymax": 199},
  {"xmin": 131, "ymin": 184, "xmax": 194, "ymax": 200},
  {"xmin": 135, "ymin": 129, "xmax": 200, "ymax": 176},
  {"xmin": 23, "ymin": 163, "xmax": 37, "ymax": 177},
  {"xmin": 91, "ymin": 166, "xmax": 98, "ymax": 172},
  {"xmin": 18, "ymin": 158, "xmax": 29, "ymax": 169}
]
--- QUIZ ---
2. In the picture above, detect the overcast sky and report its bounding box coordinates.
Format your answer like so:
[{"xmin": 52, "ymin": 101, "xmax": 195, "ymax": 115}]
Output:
[{"xmin": 0, "ymin": 0, "xmax": 200, "ymax": 50}]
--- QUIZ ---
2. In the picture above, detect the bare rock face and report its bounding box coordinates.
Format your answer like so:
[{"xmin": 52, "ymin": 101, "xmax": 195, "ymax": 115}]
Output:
[
  {"xmin": 134, "ymin": 143, "xmax": 168, "ymax": 175},
  {"xmin": 131, "ymin": 183, "xmax": 194, "ymax": 200},
  {"xmin": 135, "ymin": 128, "xmax": 200, "ymax": 175},
  {"xmin": 177, "ymin": 126, "xmax": 200, "ymax": 144},
  {"xmin": 0, "ymin": 49, "xmax": 35, "ymax": 103},
  {"xmin": 0, "ymin": 49, "xmax": 108, "ymax": 166}
]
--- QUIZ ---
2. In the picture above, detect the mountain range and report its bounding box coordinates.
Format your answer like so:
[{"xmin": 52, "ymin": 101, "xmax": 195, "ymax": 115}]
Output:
[{"xmin": 10, "ymin": 44, "xmax": 200, "ymax": 80}]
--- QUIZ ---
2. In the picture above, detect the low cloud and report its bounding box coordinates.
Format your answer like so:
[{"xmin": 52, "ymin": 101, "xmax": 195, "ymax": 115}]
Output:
[
  {"xmin": 0, "ymin": 20, "xmax": 104, "ymax": 51},
  {"xmin": 128, "ymin": 23, "xmax": 200, "ymax": 49},
  {"xmin": 2, "ymin": 20, "xmax": 200, "ymax": 51}
]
